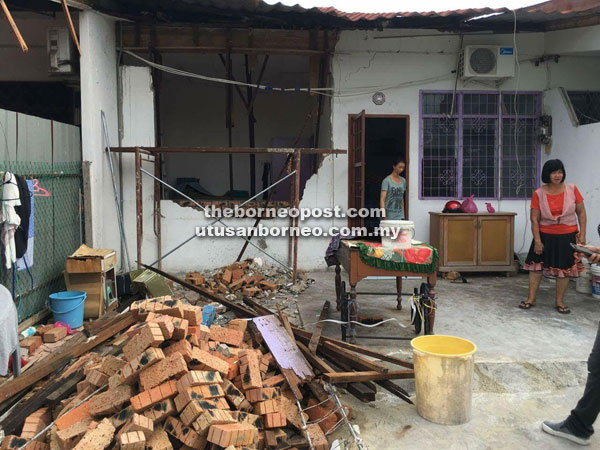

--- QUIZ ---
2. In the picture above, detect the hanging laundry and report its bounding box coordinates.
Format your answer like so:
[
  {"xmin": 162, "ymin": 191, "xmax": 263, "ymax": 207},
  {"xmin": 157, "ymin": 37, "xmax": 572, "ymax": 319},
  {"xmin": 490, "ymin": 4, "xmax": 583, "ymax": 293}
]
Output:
[
  {"xmin": 16, "ymin": 179, "xmax": 34, "ymax": 271},
  {"xmin": 0, "ymin": 172, "xmax": 21, "ymax": 269},
  {"xmin": 0, "ymin": 284, "xmax": 19, "ymax": 377},
  {"xmin": 14, "ymin": 174, "xmax": 31, "ymax": 258}
]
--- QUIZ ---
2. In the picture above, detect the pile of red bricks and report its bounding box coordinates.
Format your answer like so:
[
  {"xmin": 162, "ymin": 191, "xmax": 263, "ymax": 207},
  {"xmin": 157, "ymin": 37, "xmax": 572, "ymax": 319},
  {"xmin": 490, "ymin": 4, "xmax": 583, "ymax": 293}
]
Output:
[
  {"xmin": 186, "ymin": 262, "xmax": 279, "ymax": 298},
  {"xmin": 2, "ymin": 295, "xmax": 332, "ymax": 450}
]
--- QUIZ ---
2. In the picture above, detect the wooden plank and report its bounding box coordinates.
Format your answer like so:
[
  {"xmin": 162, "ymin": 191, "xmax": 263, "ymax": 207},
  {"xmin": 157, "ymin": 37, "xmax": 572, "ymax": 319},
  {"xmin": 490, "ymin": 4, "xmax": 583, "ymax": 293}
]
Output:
[
  {"xmin": 308, "ymin": 300, "xmax": 329, "ymax": 353},
  {"xmin": 0, "ymin": 0, "xmax": 28, "ymax": 52},
  {"xmin": 323, "ymin": 342, "xmax": 388, "ymax": 373},
  {"xmin": 0, "ymin": 312, "xmax": 135, "ymax": 403},
  {"xmin": 297, "ymin": 342, "xmax": 335, "ymax": 375},
  {"xmin": 252, "ymin": 315, "xmax": 314, "ymax": 382},
  {"xmin": 323, "ymin": 370, "xmax": 414, "ymax": 384},
  {"xmin": 60, "ymin": 0, "xmax": 81, "ymax": 55}
]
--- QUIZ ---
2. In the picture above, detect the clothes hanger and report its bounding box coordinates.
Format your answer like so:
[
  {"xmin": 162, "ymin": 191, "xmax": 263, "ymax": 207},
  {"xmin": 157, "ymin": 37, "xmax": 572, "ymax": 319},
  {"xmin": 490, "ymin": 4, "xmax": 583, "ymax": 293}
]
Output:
[{"xmin": 32, "ymin": 179, "xmax": 51, "ymax": 197}]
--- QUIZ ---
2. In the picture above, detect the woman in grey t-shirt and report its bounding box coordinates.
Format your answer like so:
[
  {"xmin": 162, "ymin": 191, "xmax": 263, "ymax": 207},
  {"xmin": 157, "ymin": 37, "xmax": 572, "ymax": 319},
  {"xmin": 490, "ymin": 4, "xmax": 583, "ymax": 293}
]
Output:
[{"xmin": 380, "ymin": 156, "xmax": 406, "ymax": 220}]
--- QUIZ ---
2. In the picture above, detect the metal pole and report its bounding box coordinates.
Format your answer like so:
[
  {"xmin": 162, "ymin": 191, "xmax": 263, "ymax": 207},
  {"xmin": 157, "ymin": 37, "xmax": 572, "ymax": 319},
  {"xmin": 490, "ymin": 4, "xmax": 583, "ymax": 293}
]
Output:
[
  {"xmin": 143, "ymin": 168, "xmax": 295, "ymax": 270},
  {"xmin": 135, "ymin": 148, "xmax": 143, "ymax": 268},
  {"xmin": 101, "ymin": 110, "xmax": 132, "ymax": 272},
  {"xmin": 293, "ymin": 149, "xmax": 301, "ymax": 283}
]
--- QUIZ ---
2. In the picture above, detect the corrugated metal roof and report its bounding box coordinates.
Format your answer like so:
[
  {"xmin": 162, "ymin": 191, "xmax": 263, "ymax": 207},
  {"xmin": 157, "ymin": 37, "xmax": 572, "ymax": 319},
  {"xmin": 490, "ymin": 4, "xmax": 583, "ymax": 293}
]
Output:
[{"xmin": 315, "ymin": 6, "xmax": 507, "ymax": 22}]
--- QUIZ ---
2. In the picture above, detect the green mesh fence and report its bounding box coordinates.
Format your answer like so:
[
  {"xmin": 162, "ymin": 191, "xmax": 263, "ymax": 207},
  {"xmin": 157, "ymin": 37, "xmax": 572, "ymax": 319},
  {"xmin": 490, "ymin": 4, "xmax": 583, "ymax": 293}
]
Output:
[{"xmin": 0, "ymin": 161, "xmax": 83, "ymax": 322}]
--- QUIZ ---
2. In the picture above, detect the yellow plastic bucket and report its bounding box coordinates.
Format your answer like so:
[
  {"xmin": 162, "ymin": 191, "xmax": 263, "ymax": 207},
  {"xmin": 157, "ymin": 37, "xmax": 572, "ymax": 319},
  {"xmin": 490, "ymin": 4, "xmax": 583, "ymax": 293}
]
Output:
[{"xmin": 411, "ymin": 335, "xmax": 477, "ymax": 425}]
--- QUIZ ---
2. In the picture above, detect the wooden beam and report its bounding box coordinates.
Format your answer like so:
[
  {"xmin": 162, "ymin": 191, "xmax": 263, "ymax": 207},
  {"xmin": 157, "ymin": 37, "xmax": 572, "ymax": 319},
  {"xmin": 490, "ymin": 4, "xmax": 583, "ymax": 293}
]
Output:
[
  {"xmin": 323, "ymin": 370, "xmax": 414, "ymax": 384},
  {"xmin": 322, "ymin": 342, "xmax": 388, "ymax": 373},
  {"xmin": 308, "ymin": 300, "xmax": 329, "ymax": 354},
  {"xmin": 0, "ymin": 0, "xmax": 28, "ymax": 52},
  {"xmin": 110, "ymin": 146, "xmax": 346, "ymax": 155},
  {"xmin": 0, "ymin": 312, "xmax": 136, "ymax": 403},
  {"xmin": 297, "ymin": 341, "xmax": 335, "ymax": 375},
  {"xmin": 60, "ymin": 0, "xmax": 81, "ymax": 56}
]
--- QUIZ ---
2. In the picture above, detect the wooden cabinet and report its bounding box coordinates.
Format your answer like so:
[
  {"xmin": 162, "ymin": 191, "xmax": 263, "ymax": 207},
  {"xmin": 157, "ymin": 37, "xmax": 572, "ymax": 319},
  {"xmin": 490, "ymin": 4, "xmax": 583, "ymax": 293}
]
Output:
[{"xmin": 429, "ymin": 212, "xmax": 516, "ymax": 274}]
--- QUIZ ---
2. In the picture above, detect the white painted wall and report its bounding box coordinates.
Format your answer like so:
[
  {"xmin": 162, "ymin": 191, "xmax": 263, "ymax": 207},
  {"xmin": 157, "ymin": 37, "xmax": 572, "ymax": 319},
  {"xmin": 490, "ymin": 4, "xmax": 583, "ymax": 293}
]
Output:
[{"xmin": 79, "ymin": 11, "xmax": 118, "ymax": 248}]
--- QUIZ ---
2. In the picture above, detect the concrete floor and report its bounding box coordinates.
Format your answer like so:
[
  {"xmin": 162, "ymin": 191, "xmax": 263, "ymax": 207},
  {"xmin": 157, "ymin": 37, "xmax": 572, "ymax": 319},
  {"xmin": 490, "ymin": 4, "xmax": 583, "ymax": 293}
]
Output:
[{"xmin": 296, "ymin": 271, "xmax": 600, "ymax": 449}]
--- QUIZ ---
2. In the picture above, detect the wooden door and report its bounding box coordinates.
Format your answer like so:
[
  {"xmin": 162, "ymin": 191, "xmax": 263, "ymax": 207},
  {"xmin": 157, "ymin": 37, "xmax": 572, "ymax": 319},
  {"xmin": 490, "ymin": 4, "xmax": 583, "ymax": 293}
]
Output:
[
  {"xmin": 478, "ymin": 216, "xmax": 512, "ymax": 265},
  {"xmin": 443, "ymin": 216, "xmax": 477, "ymax": 266},
  {"xmin": 348, "ymin": 111, "xmax": 366, "ymax": 227}
]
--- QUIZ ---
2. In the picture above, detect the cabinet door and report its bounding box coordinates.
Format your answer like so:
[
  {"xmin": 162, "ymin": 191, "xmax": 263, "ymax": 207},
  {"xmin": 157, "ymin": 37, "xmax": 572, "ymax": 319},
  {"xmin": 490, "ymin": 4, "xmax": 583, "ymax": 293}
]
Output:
[
  {"xmin": 478, "ymin": 216, "xmax": 512, "ymax": 265},
  {"xmin": 444, "ymin": 216, "xmax": 477, "ymax": 266}
]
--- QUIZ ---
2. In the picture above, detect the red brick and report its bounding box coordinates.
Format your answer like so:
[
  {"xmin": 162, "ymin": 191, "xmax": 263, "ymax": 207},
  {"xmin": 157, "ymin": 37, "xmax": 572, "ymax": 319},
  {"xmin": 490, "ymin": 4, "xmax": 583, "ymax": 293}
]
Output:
[
  {"xmin": 209, "ymin": 325, "xmax": 244, "ymax": 347},
  {"xmin": 262, "ymin": 374, "xmax": 285, "ymax": 388},
  {"xmin": 119, "ymin": 430, "xmax": 146, "ymax": 450},
  {"xmin": 139, "ymin": 353, "xmax": 188, "ymax": 391},
  {"xmin": 146, "ymin": 428, "xmax": 172, "ymax": 450},
  {"xmin": 189, "ymin": 348, "xmax": 229, "ymax": 375},
  {"xmin": 97, "ymin": 356, "xmax": 127, "ymax": 377},
  {"xmin": 109, "ymin": 406, "xmax": 135, "ymax": 429},
  {"xmin": 73, "ymin": 418, "xmax": 115, "ymax": 450},
  {"xmin": 1, "ymin": 436, "xmax": 28, "ymax": 449},
  {"xmin": 89, "ymin": 385, "xmax": 134, "ymax": 416},
  {"xmin": 130, "ymin": 380, "xmax": 178, "ymax": 413},
  {"xmin": 259, "ymin": 280, "xmax": 278, "ymax": 291},
  {"xmin": 221, "ymin": 379, "xmax": 252, "ymax": 411},
  {"xmin": 176, "ymin": 370, "xmax": 223, "ymax": 393},
  {"xmin": 188, "ymin": 324, "xmax": 210, "ymax": 341},
  {"xmin": 171, "ymin": 317, "xmax": 189, "ymax": 340},
  {"xmin": 229, "ymin": 411, "xmax": 263, "ymax": 429},
  {"xmin": 155, "ymin": 297, "xmax": 185, "ymax": 319},
  {"xmin": 306, "ymin": 424, "xmax": 329, "ymax": 450},
  {"xmin": 143, "ymin": 399, "xmax": 176, "ymax": 424},
  {"xmin": 253, "ymin": 399, "xmax": 280, "ymax": 415},
  {"xmin": 55, "ymin": 420, "xmax": 92, "ymax": 449},
  {"xmin": 162, "ymin": 339, "xmax": 193, "ymax": 362},
  {"xmin": 164, "ymin": 417, "xmax": 206, "ymax": 449},
  {"xmin": 192, "ymin": 409, "xmax": 236, "ymax": 436},
  {"xmin": 182, "ymin": 305, "xmax": 203, "ymax": 326},
  {"xmin": 245, "ymin": 387, "xmax": 281, "ymax": 403},
  {"xmin": 77, "ymin": 380, "xmax": 93, "ymax": 394},
  {"xmin": 120, "ymin": 347, "xmax": 165, "ymax": 385},
  {"xmin": 122, "ymin": 323, "xmax": 164, "ymax": 361},
  {"xmin": 173, "ymin": 387, "xmax": 221, "ymax": 412},
  {"xmin": 128, "ymin": 413, "xmax": 153, "ymax": 439},
  {"xmin": 232, "ymin": 269, "xmax": 244, "ymax": 280},
  {"xmin": 151, "ymin": 314, "xmax": 175, "ymax": 339},
  {"xmin": 239, "ymin": 350, "xmax": 262, "ymax": 390},
  {"xmin": 264, "ymin": 411, "xmax": 287, "ymax": 429},
  {"xmin": 43, "ymin": 327, "xmax": 67, "ymax": 343},
  {"xmin": 20, "ymin": 336, "xmax": 42, "ymax": 354},
  {"xmin": 54, "ymin": 401, "xmax": 91, "ymax": 431},
  {"xmin": 227, "ymin": 319, "xmax": 248, "ymax": 334},
  {"xmin": 207, "ymin": 422, "xmax": 258, "ymax": 447}
]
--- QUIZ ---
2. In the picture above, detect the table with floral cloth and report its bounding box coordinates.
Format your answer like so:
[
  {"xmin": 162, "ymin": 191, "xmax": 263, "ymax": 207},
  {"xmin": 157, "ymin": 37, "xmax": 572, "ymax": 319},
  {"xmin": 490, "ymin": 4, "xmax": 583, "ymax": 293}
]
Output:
[{"xmin": 333, "ymin": 240, "xmax": 438, "ymax": 342}]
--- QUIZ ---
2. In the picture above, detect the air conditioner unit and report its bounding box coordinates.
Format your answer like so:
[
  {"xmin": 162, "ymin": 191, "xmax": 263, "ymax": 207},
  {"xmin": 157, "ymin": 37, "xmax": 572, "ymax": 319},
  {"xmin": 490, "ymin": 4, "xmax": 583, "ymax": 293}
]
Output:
[
  {"xmin": 47, "ymin": 27, "xmax": 74, "ymax": 74},
  {"xmin": 459, "ymin": 45, "xmax": 515, "ymax": 80}
]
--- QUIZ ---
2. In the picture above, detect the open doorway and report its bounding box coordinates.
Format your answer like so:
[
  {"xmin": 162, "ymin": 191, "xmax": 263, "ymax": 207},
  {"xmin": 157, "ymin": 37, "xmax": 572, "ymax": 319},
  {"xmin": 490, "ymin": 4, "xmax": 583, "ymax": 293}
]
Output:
[{"xmin": 348, "ymin": 113, "xmax": 409, "ymax": 231}]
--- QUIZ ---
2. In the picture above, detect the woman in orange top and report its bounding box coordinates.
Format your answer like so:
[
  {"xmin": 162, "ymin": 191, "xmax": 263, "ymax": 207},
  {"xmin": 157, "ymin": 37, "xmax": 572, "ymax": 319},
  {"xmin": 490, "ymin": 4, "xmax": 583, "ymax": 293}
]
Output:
[{"xmin": 519, "ymin": 159, "xmax": 587, "ymax": 313}]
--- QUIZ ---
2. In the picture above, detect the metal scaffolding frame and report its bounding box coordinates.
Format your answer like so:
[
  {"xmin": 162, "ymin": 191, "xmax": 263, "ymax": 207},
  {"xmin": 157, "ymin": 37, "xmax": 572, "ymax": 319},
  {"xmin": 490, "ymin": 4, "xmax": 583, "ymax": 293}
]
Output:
[{"xmin": 110, "ymin": 146, "xmax": 346, "ymax": 282}]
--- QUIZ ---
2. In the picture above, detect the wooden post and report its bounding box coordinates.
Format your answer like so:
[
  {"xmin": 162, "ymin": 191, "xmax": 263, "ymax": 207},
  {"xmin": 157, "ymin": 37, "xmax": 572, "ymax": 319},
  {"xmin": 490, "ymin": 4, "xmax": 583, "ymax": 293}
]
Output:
[
  {"xmin": 225, "ymin": 47, "xmax": 234, "ymax": 192},
  {"xmin": 0, "ymin": 0, "xmax": 28, "ymax": 52},
  {"xmin": 245, "ymin": 54, "xmax": 256, "ymax": 197},
  {"xmin": 293, "ymin": 149, "xmax": 300, "ymax": 283},
  {"xmin": 60, "ymin": 0, "xmax": 81, "ymax": 56},
  {"xmin": 135, "ymin": 148, "xmax": 143, "ymax": 268}
]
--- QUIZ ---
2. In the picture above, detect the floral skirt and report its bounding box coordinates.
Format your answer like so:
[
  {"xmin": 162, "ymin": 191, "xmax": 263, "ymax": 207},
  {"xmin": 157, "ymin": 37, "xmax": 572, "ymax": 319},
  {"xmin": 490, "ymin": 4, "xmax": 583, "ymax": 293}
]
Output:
[{"xmin": 523, "ymin": 232, "xmax": 584, "ymax": 278}]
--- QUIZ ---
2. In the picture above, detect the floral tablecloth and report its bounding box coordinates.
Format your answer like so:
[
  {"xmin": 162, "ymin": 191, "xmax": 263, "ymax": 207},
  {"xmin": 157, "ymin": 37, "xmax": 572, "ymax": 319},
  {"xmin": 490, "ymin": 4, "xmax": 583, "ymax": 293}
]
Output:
[{"xmin": 356, "ymin": 242, "xmax": 438, "ymax": 274}]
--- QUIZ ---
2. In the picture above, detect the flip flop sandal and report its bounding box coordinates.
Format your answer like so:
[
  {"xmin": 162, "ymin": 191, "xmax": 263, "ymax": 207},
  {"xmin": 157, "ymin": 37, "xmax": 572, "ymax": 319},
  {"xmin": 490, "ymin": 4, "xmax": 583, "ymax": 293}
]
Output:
[
  {"xmin": 556, "ymin": 305, "xmax": 571, "ymax": 314},
  {"xmin": 519, "ymin": 301, "xmax": 535, "ymax": 309}
]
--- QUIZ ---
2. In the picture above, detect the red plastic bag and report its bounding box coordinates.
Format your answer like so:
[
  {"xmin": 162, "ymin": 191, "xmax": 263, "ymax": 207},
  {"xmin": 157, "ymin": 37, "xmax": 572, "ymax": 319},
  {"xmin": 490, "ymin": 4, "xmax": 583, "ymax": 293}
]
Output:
[{"xmin": 461, "ymin": 195, "xmax": 478, "ymax": 213}]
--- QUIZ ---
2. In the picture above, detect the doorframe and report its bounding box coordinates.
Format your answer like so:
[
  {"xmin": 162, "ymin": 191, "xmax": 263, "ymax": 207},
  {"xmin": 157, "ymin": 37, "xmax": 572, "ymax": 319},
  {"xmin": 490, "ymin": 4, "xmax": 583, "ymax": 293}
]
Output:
[{"xmin": 347, "ymin": 113, "xmax": 410, "ymax": 224}]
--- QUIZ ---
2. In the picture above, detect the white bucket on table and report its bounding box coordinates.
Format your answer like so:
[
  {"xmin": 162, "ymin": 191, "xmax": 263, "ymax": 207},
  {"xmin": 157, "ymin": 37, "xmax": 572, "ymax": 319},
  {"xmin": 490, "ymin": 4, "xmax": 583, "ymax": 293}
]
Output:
[{"xmin": 380, "ymin": 220, "xmax": 415, "ymax": 249}]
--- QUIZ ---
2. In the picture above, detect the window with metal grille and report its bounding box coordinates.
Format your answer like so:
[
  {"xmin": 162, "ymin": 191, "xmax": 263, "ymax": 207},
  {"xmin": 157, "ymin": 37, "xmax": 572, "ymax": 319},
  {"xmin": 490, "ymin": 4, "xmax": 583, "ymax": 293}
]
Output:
[{"xmin": 420, "ymin": 91, "xmax": 540, "ymax": 200}]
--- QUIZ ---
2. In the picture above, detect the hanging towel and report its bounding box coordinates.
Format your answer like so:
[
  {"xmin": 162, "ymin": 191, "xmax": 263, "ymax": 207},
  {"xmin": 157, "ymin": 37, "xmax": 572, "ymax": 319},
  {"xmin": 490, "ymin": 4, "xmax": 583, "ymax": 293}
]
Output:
[
  {"xmin": 0, "ymin": 284, "xmax": 19, "ymax": 376},
  {"xmin": 17, "ymin": 179, "xmax": 34, "ymax": 271},
  {"xmin": 14, "ymin": 174, "xmax": 31, "ymax": 258},
  {"xmin": 0, "ymin": 172, "xmax": 21, "ymax": 269}
]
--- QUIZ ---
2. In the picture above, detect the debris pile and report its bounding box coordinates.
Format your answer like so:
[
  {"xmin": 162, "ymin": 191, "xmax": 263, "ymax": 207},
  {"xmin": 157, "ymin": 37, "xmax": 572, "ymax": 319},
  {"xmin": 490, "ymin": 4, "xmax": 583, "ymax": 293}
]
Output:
[{"xmin": 185, "ymin": 261, "xmax": 311, "ymax": 300}]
